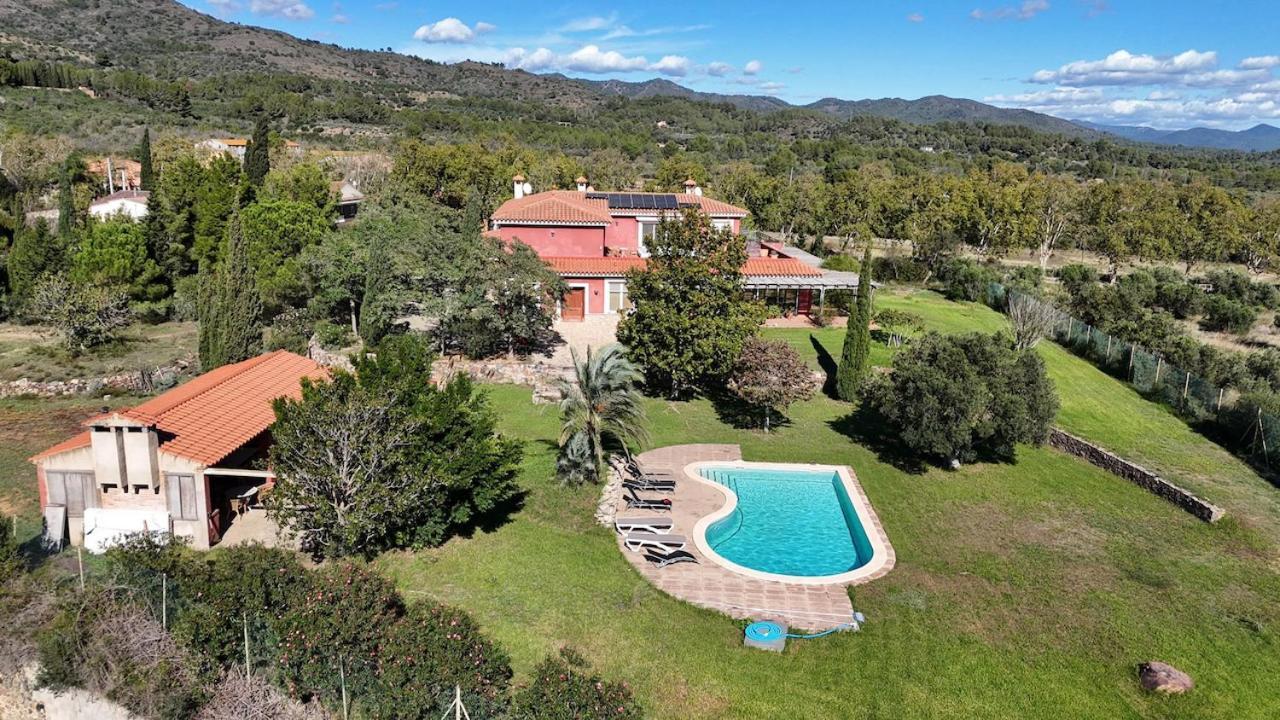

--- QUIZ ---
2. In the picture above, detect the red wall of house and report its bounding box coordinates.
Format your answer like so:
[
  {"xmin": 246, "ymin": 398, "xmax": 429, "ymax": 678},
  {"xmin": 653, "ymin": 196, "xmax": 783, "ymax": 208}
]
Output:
[
  {"xmin": 605, "ymin": 217, "xmax": 641, "ymax": 255},
  {"xmin": 564, "ymin": 277, "xmax": 611, "ymax": 314},
  {"xmin": 496, "ymin": 226, "xmax": 606, "ymax": 256}
]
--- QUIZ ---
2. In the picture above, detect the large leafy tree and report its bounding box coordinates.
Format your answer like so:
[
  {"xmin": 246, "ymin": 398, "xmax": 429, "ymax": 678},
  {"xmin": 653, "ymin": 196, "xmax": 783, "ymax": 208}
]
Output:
[
  {"xmin": 837, "ymin": 242, "xmax": 874, "ymax": 400},
  {"xmin": 555, "ymin": 343, "xmax": 648, "ymax": 485},
  {"xmin": 198, "ymin": 213, "xmax": 263, "ymax": 370},
  {"xmin": 617, "ymin": 209, "xmax": 765, "ymax": 397},
  {"xmin": 240, "ymin": 199, "xmax": 331, "ymax": 315},
  {"xmin": 866, "ymin": 332, "xmax": 1058, "ymax": 466},
  {"xmin": 70, "ymin": 218, "xmax": 166, "ymax": 304},
  {"xmin": 269, "ymin": 334, "xmax": 522, "ymax": 557}
]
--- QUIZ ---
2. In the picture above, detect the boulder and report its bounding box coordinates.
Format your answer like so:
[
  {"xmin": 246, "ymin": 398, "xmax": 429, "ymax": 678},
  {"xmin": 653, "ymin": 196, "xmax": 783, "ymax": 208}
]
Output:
[{"xmin": 1137, "ymin": 661, "xmax": 1193, "ymax": 694}]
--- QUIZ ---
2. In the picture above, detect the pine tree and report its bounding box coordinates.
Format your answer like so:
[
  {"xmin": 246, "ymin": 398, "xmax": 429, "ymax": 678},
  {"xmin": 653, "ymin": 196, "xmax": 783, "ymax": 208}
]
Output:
[
  {"xmin": 837, "ymin": 242, "xmax": 875, "ymax": 401},
  {"xmin": 199, "ymin": 213, "xmax": 263, "ymax": 370},
  {"xmin": 7, "ymin": 219, "xmax": 63, "ymax": 307},
  {"xmin": 138, "ymin": 127, "xmax": 154, "ymax": 191},
  {"xmin": 243, "ymin": 117, "xmax": 270, "ymax": 187}
]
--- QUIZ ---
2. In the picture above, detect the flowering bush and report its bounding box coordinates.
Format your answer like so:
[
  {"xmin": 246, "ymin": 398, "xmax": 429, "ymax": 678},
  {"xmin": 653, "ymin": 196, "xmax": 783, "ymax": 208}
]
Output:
[{"xmin": 510, "ymin": 647, "xmax": 643, "ymax": 720}]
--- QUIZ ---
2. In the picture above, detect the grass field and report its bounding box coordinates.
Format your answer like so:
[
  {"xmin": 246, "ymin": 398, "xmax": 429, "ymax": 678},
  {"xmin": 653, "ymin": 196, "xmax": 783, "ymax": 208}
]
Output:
[
  {"xmin": 0, "ymin": 321, "xmax": 198, "ymax": 383},
  {"xmin": 375, "ymin": 290, "xmax": 1280, "ymax": 719},
  {"xmin": 5, "ymin": 291, "xmax": 1279, "ymax": 718}
]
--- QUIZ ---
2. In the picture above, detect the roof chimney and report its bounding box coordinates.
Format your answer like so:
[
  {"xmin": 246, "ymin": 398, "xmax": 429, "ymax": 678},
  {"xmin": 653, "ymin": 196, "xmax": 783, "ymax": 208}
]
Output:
[
  {"xmin": 684, "ymin": 177, "xmax": 702, "ymax": 197},
  {"xmin": 576, "ymin": 175, "xmax": 588, "ymax": 193},
  {"xmin": 513, "ymin": 174, "xmax": 531, "ymax": 200}
]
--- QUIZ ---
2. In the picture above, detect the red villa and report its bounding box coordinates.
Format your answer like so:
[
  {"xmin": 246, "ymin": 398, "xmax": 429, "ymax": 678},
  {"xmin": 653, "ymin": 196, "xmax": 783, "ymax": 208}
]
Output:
[{"xmin": 487, "ymin": 176, "xmax": 861, "ymax": 320}]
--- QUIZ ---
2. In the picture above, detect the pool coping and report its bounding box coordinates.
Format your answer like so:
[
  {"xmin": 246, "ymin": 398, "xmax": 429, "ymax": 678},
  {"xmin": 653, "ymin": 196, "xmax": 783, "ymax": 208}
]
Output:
[{"xmin": 685, "ymin": 460, "xmax": 896, "ymax": 586}]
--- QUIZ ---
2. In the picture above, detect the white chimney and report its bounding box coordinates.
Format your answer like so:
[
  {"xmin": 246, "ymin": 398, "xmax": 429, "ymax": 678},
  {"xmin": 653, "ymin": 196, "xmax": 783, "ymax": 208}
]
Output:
[
  {"xmin": 576, "ymin": 175, "xmax": 589, "ymax": 192},
  {"xmin": 513, "ymin": 174, "xmax": 527, "ymax": 199},
  {"xmin": 684, "ymin": 177, "xmax": 702, "ymax": 196}
]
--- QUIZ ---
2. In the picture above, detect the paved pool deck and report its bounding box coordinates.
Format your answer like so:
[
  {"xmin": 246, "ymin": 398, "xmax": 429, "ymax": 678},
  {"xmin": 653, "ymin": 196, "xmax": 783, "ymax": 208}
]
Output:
[{"xmin": 613, "ymin": 444, "xmax": 895, "ymax": 631}]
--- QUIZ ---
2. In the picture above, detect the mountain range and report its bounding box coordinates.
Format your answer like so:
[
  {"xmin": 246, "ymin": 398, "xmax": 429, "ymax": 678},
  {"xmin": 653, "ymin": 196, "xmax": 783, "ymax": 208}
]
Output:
[{"xmin": 1, "ymin": 0, "xmax": 1277, "ymax": 153}]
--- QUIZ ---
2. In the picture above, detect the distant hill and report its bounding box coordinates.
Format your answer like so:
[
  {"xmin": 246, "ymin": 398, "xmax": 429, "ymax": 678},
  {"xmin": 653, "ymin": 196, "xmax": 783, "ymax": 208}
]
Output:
[
  {"xmin": 1078, "ymin": 122, "xmax": 1280, "ymax": 152},
  {"xmin": 572, "ymin": 77, "xmax": 791, "ymax": 113},
  {"xmin": 802, "ymin": 95, "xmax": 1094, "ymax": 136}
]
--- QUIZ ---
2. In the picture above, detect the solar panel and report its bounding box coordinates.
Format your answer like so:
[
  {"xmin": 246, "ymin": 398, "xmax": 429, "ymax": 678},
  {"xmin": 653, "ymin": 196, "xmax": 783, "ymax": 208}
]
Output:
[
  {"xmin": 657, "ymin": 195, "xmax": 678, "ymax": 210},
  {"xmin": 642, "ymin": 195, "xmax": 657, "ymax": 209}
]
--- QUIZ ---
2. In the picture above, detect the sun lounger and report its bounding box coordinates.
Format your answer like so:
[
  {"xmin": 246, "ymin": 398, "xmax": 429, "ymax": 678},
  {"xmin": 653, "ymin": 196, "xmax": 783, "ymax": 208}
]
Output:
[
  {"xmin": 623, "ymin": 532, "xmax": 687, "ymax": 553},
  {"xmin": 623, "ymin": 478, "xmax": 675, "ymax": 494},
  {"xmin": 615, "ymin": 517, "xmax": 675, "ymax": 534},
  {"xmin": 643, "ymin": 549, "xmax": 699, "ymax": 568},
  {"xmin": 624, "ymin": 456, "xmax": 673, "ymax": 478},
  {"xmin": 624, "ymin": 487, "xmax": 671, "ymax": 511}
]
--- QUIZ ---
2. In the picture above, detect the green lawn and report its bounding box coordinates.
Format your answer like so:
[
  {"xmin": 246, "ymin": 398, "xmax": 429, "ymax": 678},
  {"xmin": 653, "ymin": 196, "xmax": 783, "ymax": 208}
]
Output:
[
  {"xmin": 378, "ymin": 289, "xmax": 1280, "ymax": 719},
  {"xmin": 5, "ymin": 291, "xmax": 1278, "ymax": 718}
]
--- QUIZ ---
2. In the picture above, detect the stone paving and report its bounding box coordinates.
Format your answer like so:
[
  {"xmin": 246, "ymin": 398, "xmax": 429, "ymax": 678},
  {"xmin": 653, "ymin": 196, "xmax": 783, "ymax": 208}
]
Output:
[{"xmin": 612, "ymin": 444, "xmax": 893, "ymax": 631}]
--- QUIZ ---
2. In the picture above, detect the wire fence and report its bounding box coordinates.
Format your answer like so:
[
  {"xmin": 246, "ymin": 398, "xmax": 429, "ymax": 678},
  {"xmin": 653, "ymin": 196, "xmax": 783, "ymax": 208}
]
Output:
[{"xmin": 986, "ymin": 282, "xmax": 1280, "ymax": 471}]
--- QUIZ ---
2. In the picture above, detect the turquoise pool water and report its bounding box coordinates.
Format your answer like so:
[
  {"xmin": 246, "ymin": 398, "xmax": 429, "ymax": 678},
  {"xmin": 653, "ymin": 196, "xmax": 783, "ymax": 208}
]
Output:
[{"xmin": 700, "ymin": 466, "xmax": 875, "ymax": 577}]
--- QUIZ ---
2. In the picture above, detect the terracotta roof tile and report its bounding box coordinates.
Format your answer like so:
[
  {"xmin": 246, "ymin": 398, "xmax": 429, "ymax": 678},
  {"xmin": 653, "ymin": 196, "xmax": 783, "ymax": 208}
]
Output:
[
  {"xmin": 491, "ymin": 190, "xmax": 748, "ymax": 225},
  {"xmin": 29, "ymin": 432, "xmax": 91, "ymax": 462},
  {"xmin": 32, "ymin": 351, "xmax": 327, "ymax": 467},
  {"xmin": 545, "ymin": 256, "xmax": 821, "ymax": 278},
  {"xmin": 742, "ymin": 258, "xmax": 823, "ymax": 277}
]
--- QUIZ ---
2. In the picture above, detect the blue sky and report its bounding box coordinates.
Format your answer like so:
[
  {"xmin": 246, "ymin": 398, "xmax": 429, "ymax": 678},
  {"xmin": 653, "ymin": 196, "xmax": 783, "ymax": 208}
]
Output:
[{"xmin": 189, "ymin": 1, "xmax": 1280, "ymax": 130}]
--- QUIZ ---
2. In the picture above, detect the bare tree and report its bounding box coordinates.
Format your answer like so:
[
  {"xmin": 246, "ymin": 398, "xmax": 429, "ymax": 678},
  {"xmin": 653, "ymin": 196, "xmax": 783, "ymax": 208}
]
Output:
[{"xmin": 1006, "ymin": 292, "xmax": 1058, "ymax": 350}]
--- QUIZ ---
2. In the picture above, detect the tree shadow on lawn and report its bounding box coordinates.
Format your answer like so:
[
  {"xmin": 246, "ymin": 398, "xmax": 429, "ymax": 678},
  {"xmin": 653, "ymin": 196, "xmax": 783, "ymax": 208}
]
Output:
[
  {"xmin": 828, "ymin": 403, "xmax": 929, "ymax": 475},
  {"xmin": 706, "ymin": 386, "xmax": 794, "ymax": 432},
  {"xmin": 809, "ymin": 334, "xmax": 840, "ymax": 398}
]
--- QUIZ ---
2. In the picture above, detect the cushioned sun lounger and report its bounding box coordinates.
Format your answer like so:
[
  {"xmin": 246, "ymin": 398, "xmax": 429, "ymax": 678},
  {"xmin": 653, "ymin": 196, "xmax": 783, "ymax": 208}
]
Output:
[
  {"xmin": 623, "ymin": 532, "xmax": 687, "ymax": 553},
  {"xmin": 615, "ymin": 517, "xmax": 675, "ymax": 534},
  {"xmin": 643, "ymin": 549, "xmax": 699, "ymax": 568}
]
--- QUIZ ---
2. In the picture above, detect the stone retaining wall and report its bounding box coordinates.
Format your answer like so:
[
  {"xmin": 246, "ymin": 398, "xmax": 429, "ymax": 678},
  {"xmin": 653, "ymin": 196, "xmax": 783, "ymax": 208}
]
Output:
[
  {"xmin": 0, "ymin": 358, "xmax": 195, "ymax": 399},
  {"xmin": 1048, "ymin": 428, "xmax": 1225, "ymax": 523},
  {"xmin": 431, "ymin": 356, "xmax": 572, "ymax": 403}
]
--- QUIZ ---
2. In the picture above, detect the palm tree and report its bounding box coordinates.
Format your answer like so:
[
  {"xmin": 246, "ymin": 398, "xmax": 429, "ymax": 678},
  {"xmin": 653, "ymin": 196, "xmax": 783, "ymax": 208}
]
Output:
[{"xmin": 556, "ymin": 343, "xmax": 648, "ymax": 485}]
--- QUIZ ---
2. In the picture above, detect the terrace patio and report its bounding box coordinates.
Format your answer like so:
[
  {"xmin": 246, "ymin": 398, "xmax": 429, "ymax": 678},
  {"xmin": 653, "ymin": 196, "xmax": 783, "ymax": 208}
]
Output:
[{"xmin": 611, "ymin": 444, "xmax": 895, "ymax": 631}]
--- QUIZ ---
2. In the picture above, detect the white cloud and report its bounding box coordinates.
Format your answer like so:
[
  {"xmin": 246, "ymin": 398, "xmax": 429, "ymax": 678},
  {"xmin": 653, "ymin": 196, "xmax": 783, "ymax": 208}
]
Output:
[
  {"xmin": 971, "ymin": 0, "xmax": 1050, "ymax": 21},
  {"xmin": 744, "ymin": 59, "xmax": 762, "ymax": 75},
  {"xmin": 505, "ymin": 47, "xmax": 559, "ymax": 71},
  {"xmin": 759, "ymin": 82, "xmax": 786, "ymax": 93},
  {"xmin": 331, "ymin": 13, "xmax": 348, "ymax": 23},
  {"xmin": 987, "ymin": 83, "xmax": 1280, "ymax": 130},
  {"xmin": 906, "ymin": 12, "xmax": 925, "ymax": 23},
  {"xmin": 1240, "ymin": 55, "xmax": 1280, "ymax": 70},
  {"xmin": 984, "ymin": 86, "xmax": 1104, "ymax": 104},
  {"xmin": 650, "ymin": 55, "xmax": 691, "ymax": 77},
  {"xmin": 474, "ymin": 21, "xmax": 497, "ymax": 34},
  {"xmin": 1029, "ymin": 49, "xmax": 1270, "ymax": 87},
  {"xmin": 207, "ymin": 0, "xmax": 241, "ymax": 13},
  {"xmin": 413, "ymin": 18, "xmax": 491, "ymax": 43},
  {"xmin": 707, "ymin": 61, "xmax": 733, "ymax": 77},
  {"xmin": 564, "ymin": 45, "xmax": 649, "ymax": 73},
  {"xmin": 248, "ymin": 0, "xmax": 314, "ymax": 20}
]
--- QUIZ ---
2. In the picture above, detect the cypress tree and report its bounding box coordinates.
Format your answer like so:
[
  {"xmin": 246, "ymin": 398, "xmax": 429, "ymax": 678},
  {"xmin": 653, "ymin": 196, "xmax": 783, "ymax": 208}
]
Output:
[
  {"xmin": 138, "ymin": 127, "xmax": 154, "ymax": 191},
  {"xmin": 243, "ymin": 117, "xmax": 270, "ymax": 187},
  {"xmin": 836, "ymin": 242, "xmax": 875, "ymax": 401},
  {"xmin": 57, "ymin": 161, "xmax": 75, "ymax": 238},
  {"xmin": 199, "ymin": 213, "xmax": 262, "ymax": 370},
  {"xmin": 358, "ymin": 232, "xmax": 392, "ymax": 344},
  {"xmin": 7, "ymin": 219, "xmax": 61, "ymax": 307}
]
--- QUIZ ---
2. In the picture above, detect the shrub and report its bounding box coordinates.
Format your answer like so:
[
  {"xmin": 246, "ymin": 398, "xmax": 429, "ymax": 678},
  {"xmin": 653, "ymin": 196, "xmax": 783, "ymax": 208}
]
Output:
[
  {"xmin": 367, "ymin": 603, "xmax": 513, "ymax": 720},
  {"xmin": 871, "ymin": 255, "xmax": 927, "ymax": 284},
  {"xmin": 939, "ymin": 258, "xmax": 998, "ymax": 302},
  {"xmin": 1205, "ymin": 268, "xmax": 1253, "ymax": 305},
  {"xmin": 820, "ymin": 253, "xmax": 859, "ymax": 272},
  {"xmin": 37, "ymin": 587, "xmax": 208, "ymax": 720},
  {"xmin": 1004, "ymin": 266, "xmax": 1043, "ymax": 293},
  {"xmin": 510, "ymin": 647, "xmax": 643, "ymax": 720},
  {"xmin": 1200, "ymin": 295, "xmax": 1257, "ymax": 335},
  {"xmin": 313, "ymin": 319, "xmax": 351, "ymax": 350},
  {"xmin": 272, "ymin": 563, "xmax": 403, "ymax": 705},
  {"xmin": 0, "ymin": 515, "xmax": 19, "ymax": 583},
  {"xmin": 866, "ymin": 332, "xmax": 1058, "ymax": 465},
  {"xmin": 728, "ymin": 336, "xmax": 815, "ymax": 430},
  {"xmin": 1154, "ymin": 281, "xmax": 1202, "ymax": 319},
  {"xmin": 27, "ymin": 274, "xmax": 133, "ymax": 351},
  {"xmin": 267, "ymin": 307, "xmax": 314, "ymax": 354},
  {"xmin": 1056, "ymin": 264, "xmax": 1098, "ymax": 294}
]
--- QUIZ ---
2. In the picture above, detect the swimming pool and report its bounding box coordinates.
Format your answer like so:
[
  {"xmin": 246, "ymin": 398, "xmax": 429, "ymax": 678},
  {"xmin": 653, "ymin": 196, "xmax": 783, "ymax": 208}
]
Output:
[{"xmin": 690, "ymin": 462, "xmax": 892, "ymax": 585}]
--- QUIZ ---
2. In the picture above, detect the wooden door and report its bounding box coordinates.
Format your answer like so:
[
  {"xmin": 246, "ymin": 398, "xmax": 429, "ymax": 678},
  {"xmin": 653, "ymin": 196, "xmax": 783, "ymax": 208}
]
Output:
[{"xmin": 563, "ymin": 287, "xmax": 586, "ymax": 321}]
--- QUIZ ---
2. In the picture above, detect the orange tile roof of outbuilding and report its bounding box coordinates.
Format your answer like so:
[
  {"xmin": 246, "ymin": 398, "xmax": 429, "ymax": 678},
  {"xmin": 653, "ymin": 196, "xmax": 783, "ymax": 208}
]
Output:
[{"xmin": 31, "ymin": 351, "xmax": 327, "ymax": 466}]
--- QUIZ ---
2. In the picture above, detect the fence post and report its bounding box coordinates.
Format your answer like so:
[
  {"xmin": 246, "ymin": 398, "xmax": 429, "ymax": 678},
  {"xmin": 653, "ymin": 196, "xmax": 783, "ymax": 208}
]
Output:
[
  {"xmin": 1128, "ymin": 346, "xmax": 1135, "ymax": 380},
  {"xmin": 1155, "ymin": 357, "xmax": 1163, "ymax": 385},
  {"xmin": 162, "ymin": 573, "xmax": 167, "ymax": 631},
  {"xmin": 1105, "ymin": 335, "xmax": 1112, "ymax": 362},
  {"xmin": 243, "ymin": 612, "xmax": 251, "ymax": 677},
  {"xmin": 1183, "ymin": 371, "xmax": 1191, "ymax": 404},
  {"xmin": 1217, "ymin": 387, "xmax": 1224, "ymax": 412}
]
